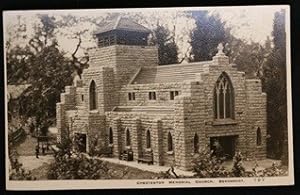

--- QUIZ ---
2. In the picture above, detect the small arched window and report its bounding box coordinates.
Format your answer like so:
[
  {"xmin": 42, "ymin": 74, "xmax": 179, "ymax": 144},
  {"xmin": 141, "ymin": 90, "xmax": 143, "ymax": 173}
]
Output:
[
  {"xmin": 194, "ymin": 133, "xmax": 199, "ymax": 153},
  {"xmin": 257, "ymin": 127, "xmax": 262, "ymax": 146},
  {"xmin": 214, "ymin": 72, "xmax": 234, "ymax": 119},
  {"xmin": 89, "ymin": 80, "xmax": 97, "ymax": 110},
  {"xmin": 168, "ymin": 132, "xmax": 173, "ymax": 152},
  {"xmin": 126, "ymin": 128, "xmax": 131, "ymax": 146},
  {"xmin": 146, "ymin": 130, "xmax": 151, "ymax": 148},
  {"xmin": 109, "ymin": 127, "xmax": 113, "ymax": 144}
]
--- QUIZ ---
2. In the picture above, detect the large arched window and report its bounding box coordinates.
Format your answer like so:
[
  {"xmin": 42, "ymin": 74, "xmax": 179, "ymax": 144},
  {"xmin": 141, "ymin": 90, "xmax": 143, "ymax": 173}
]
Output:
[
  {"xmin": 126, "ymin": 128, "xmax": 131, "ymax": 146},
  {"xmin": 256, "ymin": 127, "xmax": 262, "ymax": 146},
  {"xmin": 168, "ymin": 132, "xmax": 173, "ymax": 151},
  {"xmin": 109, "ymin": 127, "xmax": 113, "ymax": 144},
  {"xmin": 89, "ymin": 80, "xmax": 97, "ymax": 110},
  {"xmin": 214, "ymin": 72, "xmax": 234, "ymax": 119},
  {"xmin": 194, "ymin": 133, "xmax": 199, "ymax": 153},
  {"xmin": 146, "ymin": 130, "xmax": 151, "ymax": 148}
]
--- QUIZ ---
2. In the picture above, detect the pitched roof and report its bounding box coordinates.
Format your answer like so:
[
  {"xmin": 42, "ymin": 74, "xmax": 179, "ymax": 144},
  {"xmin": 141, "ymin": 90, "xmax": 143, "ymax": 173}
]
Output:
[
  {"xmin": 132, "ymin": 61, "xmax": 211, "ymax": 84},
  {"xmin": 7, "ymin": 84, "xmax": 31, "ymax": 100},
  {"xmin": 94, "ymin": 16, "xmax": 151, "ymax": 35}
]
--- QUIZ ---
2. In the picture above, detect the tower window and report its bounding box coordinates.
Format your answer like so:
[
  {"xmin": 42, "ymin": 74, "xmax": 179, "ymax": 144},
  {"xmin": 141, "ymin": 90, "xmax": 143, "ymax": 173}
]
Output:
[
  {"xmin": 89, "ymin": 80, "xmax": 97, "ymax": 110},
  {"xmin": 214, "ymin": 72, "xmax": 234, "ymax": 119},
  {"xmin": 149, "ymin": 92, "xmax": 156, "ymax": 100}
]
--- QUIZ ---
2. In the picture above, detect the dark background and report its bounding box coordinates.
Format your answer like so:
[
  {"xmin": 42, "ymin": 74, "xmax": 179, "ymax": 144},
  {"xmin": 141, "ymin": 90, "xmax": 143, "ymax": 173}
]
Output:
[{"xmin": 1, "ymin": 0, "xmax": 299, "ymax": 194}]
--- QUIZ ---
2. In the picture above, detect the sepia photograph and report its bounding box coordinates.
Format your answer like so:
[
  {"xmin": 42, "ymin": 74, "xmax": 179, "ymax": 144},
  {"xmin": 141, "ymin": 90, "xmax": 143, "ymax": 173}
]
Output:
[{"xmin": 4, "ymin": 5, "xmax": 293, "ymax": 190}]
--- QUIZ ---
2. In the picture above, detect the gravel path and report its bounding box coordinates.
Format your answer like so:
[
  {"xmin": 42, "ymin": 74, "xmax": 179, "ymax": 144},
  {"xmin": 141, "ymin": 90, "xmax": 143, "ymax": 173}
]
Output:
[{"xmin": 18, "ymin": 155, "xmax": 54, "ymax": 171}]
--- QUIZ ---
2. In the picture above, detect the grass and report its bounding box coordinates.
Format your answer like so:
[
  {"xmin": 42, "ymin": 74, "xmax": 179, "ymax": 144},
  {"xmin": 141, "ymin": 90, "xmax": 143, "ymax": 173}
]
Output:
[{"xmin": 106, "ymin": 162, "xmax": 160, "ymax": 179}]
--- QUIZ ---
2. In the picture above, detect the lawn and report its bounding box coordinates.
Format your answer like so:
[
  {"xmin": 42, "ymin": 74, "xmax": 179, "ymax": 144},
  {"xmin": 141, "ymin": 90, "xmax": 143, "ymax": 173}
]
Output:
[{"xmin": 30, "ymin": 160, "xmax": 160, "ymax": 180}]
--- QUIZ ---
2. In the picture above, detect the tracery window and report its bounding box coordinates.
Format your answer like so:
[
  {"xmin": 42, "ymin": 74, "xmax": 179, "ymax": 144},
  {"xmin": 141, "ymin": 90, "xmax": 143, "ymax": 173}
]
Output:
[{"xmin": 214, "ymin": 73, "xmax": 234, "ymax": 119}]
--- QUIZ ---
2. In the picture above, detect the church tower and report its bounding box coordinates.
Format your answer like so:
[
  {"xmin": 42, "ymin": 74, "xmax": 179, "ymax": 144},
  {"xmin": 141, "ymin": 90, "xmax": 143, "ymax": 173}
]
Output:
[{"xmin": 82, "ymin": 16, "xmax": 158, "ymax": 113}]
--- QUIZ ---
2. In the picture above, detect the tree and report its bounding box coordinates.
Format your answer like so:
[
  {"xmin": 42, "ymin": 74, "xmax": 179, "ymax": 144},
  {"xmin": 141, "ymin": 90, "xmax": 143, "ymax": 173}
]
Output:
[
  {"xmin": 151, "ymin": 23, "xmax": 178, "ymax": 65},
  {"xmin": 190, "ymin": 11, "xmax": 228, "ymax": 61},
  {"xmin": 47, "ymin": 137, "xmax": 110, "ymax": 179},
  {"xmin": 7, "ymin": 14, "xmax": 74, "ymax": 135},
  {"xmin": 263, "ymin": 9, "xmax": 287, "ymax": 162},
  {"xmin": 227, "ymin": 39, "xmax": 272, "ymax": 79}
]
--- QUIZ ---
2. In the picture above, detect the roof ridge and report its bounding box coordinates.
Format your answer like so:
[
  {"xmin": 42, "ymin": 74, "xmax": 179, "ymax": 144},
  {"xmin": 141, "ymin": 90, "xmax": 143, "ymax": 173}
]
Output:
[{"xmin": 156, "ymin": 61, "xmax": 211, "ymax": 69}]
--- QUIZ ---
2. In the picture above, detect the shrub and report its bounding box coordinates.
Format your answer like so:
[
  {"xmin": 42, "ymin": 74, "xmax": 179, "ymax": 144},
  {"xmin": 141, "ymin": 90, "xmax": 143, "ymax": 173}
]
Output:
[
  {"xmin": 47, "ymin": 152, "xmax": 110, "ymax": 179},
  {"xmin": 9, "ymin": 145, "xmax": 36, "ymax": 180},
  {"xmin": 249, "ymin": 162, "xmax": 288, "ymax": 177},
  {"xmin": 192, "ymin": 149, "xmax": 230, "ymax": 178},
  {"xmin": 48, "ymin": 137, "xmax": 111, "ymax": 179},
  {"xmin": 231, "ymin": 152, "xmax": 246, "ymax": 177}
]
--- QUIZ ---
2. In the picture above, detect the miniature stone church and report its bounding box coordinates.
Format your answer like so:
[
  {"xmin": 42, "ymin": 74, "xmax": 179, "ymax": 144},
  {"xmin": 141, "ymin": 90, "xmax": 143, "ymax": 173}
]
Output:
[{"xmin": 56, "ymin": 17, "xmax": 267, "ymax": 170}]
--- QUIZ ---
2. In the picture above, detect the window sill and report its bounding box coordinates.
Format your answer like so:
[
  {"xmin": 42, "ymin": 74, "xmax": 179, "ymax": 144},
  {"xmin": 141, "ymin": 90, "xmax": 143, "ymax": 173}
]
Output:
[
  {"xmin": 145, "ymin": 148, "xmax": 152, "ymax": 152},
  {"xmin": 167, "ymin": 151, "xmax": 174, "ymax": 155},
  {"xmin": 212, "ymin": 119, "xmax": 237, "ymax": 126},
  {"xmin": 89, "ymin": 110, "xmax": 99, "ymax": 114}
]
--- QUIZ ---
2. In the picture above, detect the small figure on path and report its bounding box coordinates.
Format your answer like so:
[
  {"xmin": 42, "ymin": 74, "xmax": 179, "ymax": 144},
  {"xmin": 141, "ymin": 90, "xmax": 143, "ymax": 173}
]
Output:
[
  {"xmin": 35, "ymin": 145, "xmax": 39, "ymax": 159},
  {"xmin": 42, "ymin": 144, "xmax": 46, "ymax": 155}
]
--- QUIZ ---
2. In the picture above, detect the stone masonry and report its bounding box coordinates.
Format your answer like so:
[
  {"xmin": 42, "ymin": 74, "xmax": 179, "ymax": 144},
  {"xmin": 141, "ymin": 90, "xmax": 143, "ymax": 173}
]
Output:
[{"xmin": 56, "ymin": 17, "xmax": 267, "ymax": 170}]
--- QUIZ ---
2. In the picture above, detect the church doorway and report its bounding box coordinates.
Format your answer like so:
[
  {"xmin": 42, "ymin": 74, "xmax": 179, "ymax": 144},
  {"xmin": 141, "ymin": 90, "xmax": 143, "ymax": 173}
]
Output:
[
  {"xmin": 74, "ymin": 133, "xmax": 87, "ymax": 153},
  {"xmin": 210, "ymin": 135, "xmax": 238, "ymax": 160}
]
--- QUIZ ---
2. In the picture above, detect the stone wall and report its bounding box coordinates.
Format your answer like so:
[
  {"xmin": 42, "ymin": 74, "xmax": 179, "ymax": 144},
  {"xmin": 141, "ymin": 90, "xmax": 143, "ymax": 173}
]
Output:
[
  {"xmin": 56, "ymin": 43, "xmax": 267, "ymax": 171},
  {"xmin": 82, "ymin": 66, "xmax": 116, "ymax": 114},
  {"xmin": 245, "ymin": 79, "xmax": 267, "ymax": 159},
  {"xmin": 119, "ymin": 83, "xmax": 182, "ymax": 106},
  {"xmin": 105, "ymin": 112, "xmax": 176, "ymax": 166}
]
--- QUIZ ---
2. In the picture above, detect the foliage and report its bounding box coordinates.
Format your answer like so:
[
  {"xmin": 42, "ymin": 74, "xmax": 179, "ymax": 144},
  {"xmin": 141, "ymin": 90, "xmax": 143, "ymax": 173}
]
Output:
[
  {"xmin": 192, "ymin": 149, "xmax": 230, "ymax": 178},
  {"xmin": 190, "ymin": 11, "xmax": 228, "ymax": 61},
  {"xmin": 7, "ymin": 14, "xmax": 74, "ymax": 135},
  {"xmin": 192, "ymin": 148, "xmax": 286, "ymax": 178},
  {"xmin": 47, "ymin": 152, "xmax": 110, "ymax": 179},
  {"xmin": 8, "ymin": 144, "xmax": 36, "ymax": 180},
  {"xmin": 48, "ymin": 138, "xmax": 110, "ymax": 179},
  {"xmin": 9, "ymin": 159, "xmax": 36, "ymax": 180},
  {"xmin": 151, "ymin": 23, "xmax": 179, "ymax": 65},
  {"xmin": 231, "ymin": 152, "xmax": 246, "ymax": 177},
  {"xmin": 263, "ymin": 9, "xmax": 287, "ymax": 161},
  {"xmin": 227, "ymin": 38, "xmax": 272, "ymax": 79}
]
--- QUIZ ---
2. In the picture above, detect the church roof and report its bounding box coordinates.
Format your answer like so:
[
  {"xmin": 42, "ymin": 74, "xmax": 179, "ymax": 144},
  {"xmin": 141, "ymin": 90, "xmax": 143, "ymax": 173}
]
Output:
[
  {"xmin": 94, "ymin": 16, "xmax": 151, "ymax": 35},
  {"xmin": 132, "ymin": 61, "xmax": 211, "ymax": 84}
]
